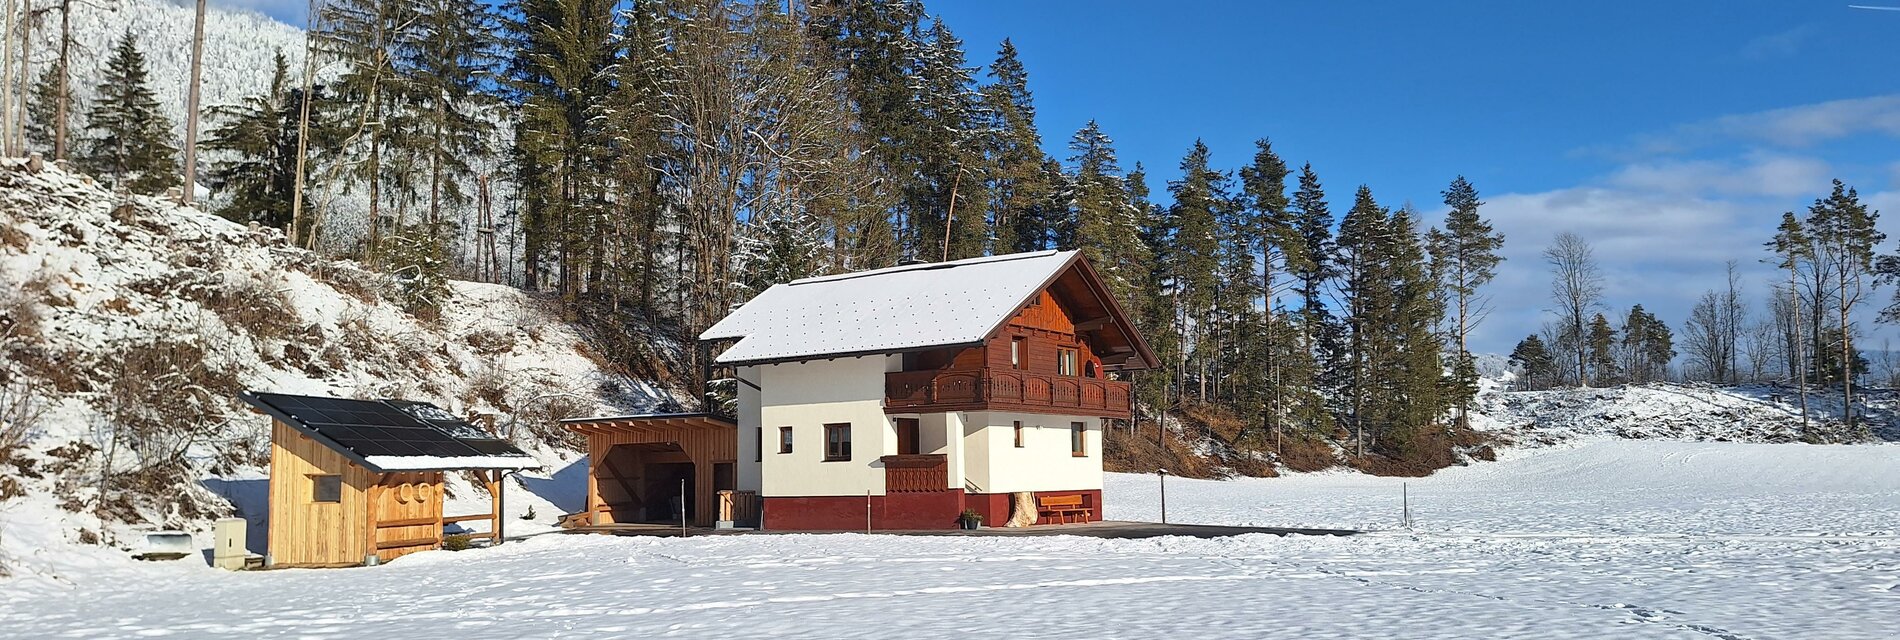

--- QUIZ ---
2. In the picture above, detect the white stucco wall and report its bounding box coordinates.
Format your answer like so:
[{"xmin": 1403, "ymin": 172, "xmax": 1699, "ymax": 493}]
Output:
[
  {"xmin": 963, "ymin": 412, "xmax": 1102, "ymax": 493},
  {"xmin": 736, "ymin": 365, "xmax": 763, "ymax": 492},
  {"xmin": 756, "ymin": 356, "xmax": 893, "ymax": 497}
]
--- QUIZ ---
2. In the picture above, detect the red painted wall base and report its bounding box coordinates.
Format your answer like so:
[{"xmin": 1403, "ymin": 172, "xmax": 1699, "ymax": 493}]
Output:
[
  {"xmin": 763, "ymin": 491, "xmax": 966, "ymax": 530},
  {"xmin": 964, "ymin": 489, "xmax": 1102, "ymax": 526},
  {"xmin": 761, "ymin": 488, "xmax": 1103, "ymax": 530}
]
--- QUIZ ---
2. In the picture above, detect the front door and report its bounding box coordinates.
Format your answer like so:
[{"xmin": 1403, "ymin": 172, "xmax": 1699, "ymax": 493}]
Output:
[{"xmin": 895, "ymin": 418, "xmax": 920, "ymax": 455}]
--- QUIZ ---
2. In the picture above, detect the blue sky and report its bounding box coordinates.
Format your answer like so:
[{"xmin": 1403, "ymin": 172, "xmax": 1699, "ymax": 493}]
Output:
[{"xmin": 221, "ymin": 0, "xmax": 1900, "ymax": 356}]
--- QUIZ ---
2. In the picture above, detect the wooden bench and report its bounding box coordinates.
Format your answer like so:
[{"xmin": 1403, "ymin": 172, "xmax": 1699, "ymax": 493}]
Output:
[{"xmin": 1036, "ymin": 495, "xmax": 1092, "ymax": 524}]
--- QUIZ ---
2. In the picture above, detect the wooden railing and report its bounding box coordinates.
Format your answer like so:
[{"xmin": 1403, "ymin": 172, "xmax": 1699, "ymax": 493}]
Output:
[
  {"xmin": 718, "ymin": 490, "xmax": 760, "ymax": 525},
  {"xmin": 885, "ymin": 368, "xmax": 1132, "ymax": 419},
  {"xmin": 880, "ymin": 454, "xmax": 949, "ymax": 493}
]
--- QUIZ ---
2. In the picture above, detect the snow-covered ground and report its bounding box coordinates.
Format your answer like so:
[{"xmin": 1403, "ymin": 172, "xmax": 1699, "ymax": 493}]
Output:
[{"xmin": 3, "ymin": 440, "xmax": 1894, "ymax": 638}]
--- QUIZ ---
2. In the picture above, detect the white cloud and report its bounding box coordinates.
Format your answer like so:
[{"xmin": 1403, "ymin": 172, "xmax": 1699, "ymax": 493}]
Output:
[
  {"xmin": 1580, "ymin": 95, "xmax": 1900, "ymax": 160},
  {"xmin": 1741, "ymin": 25, "xmax": 1817, "ymax": 60},
  {"xmin": 1605, "ymin": 153, "xmax": 1831, "ymax": 198}
]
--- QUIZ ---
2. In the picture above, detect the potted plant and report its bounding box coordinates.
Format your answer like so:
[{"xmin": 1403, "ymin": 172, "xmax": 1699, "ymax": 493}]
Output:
[{"xmin": 958, "ymin": 509, "xmax": 983, "ymax": 530}]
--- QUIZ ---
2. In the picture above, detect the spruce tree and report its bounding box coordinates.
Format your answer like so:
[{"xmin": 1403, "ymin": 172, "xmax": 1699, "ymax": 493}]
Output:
[
  {"xmin": 79, "ymin": 31, "xmax": 178, "ymax": 193},
  {"xmin": 204, "ymin": 53, "xmax": 318, "ymax": 231},
  {"xmin": 1425, "ymin": 176, "xmax": 1504, "ymax": 424},
  {"xmin": 1167, "ymin": 140, "xmax": 1229, "ymax": 400},
  {"xmin": 982, "ymin": 39, "xmax": 1056, "ymax": 254},
  {"xmin": 401, "ymin": 0, "xmax": 501, "ymax": 227},
  {"xmin": 1334, "ymin": 185, "xmax": 1389, "ymax": 455},
  {"xmin": 1237, "ymin": 138, "xmax": 1298, "ymax": 441},
  {"xmin": 910, "ymin": 18, "xmax": 990, "ymax": 261},
  {"xmin": 24, "ymin": 62, "xmax": 77, "ymax": 156},
  {"xmin": 1066, "ymin": 121, "xmax": 1150, "ymax": 307},
  {"xmin": 1289, "ymin": 163, "xmax": 1335, "ymax": 356}
]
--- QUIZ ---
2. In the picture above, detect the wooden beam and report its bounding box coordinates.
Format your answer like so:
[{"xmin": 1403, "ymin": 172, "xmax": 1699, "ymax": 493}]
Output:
[
  {"xmin": 377, "ymin": 536, "xmax": 439, "ymax": 551},
  {"xmin": 377, "ymin": 516, "xmax": 439, "ymax": 528}
]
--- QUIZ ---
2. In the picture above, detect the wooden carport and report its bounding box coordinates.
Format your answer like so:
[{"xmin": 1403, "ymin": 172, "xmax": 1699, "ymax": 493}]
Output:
[{"xmin": 563, "ymin": 413, "xmax": 739, "ymax": 528}]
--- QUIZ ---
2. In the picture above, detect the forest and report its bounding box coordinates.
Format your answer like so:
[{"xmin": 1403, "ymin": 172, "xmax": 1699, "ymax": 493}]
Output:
[{"xmin": 1, "ymin": 0, "xmax": 1894, "ymax": 472}]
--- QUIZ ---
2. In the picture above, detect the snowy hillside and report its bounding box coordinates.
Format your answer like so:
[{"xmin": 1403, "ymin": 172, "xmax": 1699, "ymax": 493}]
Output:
[
  {"xmin": 25, "ymin": 0, "xmax": 306, "ymax": 143},
  {"xmin": 0, "ymin": 157, "xmax": 677, "ymax": 580},
  {"xmin": 1470, "ymin": 377, "xmax": 1893, "ymax": 446}
]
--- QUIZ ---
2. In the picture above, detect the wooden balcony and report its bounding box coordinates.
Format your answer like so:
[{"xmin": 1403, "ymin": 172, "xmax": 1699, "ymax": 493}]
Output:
[
  {"xmin": 880, "ymin": 454, "xmax": 949, "ymax": 493},
  {"xmin": 884, "ymin": 368, "xmax": 1133, "ymax": 420}
]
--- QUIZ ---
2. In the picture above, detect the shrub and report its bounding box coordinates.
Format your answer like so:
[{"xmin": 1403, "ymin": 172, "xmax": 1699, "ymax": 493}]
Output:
[
  {"xmin": 464, "ymin": 328, "xmax": 516, "ymax": 356},
  {"xmin": 442, "ymin": 533, "xmax": 473, "ymax": 551},
  {"xmin": 201, "ymin": 273, "xmax": 297, "ymax": 341}
]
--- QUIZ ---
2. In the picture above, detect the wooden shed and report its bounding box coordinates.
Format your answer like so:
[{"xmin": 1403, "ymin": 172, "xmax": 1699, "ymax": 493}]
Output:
[
  {"xmin": 240, "ymin": 391, "xmax": 540, "ymax": 568},
  {"xmin": 561, "ymin": 413, "xmax": 748, "ymax": 529}
]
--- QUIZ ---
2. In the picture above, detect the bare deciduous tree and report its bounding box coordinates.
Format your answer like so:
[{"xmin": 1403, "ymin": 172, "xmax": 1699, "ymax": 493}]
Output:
[{"xmin": 1544, "ymin": 231, "xmax": 1602, "ymax": 387}]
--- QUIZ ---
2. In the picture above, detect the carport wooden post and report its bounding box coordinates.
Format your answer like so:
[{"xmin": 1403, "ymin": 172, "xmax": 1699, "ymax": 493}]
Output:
[{"xmin": 586, "ymin": 433, "xmax": 602, "ymax": 525}]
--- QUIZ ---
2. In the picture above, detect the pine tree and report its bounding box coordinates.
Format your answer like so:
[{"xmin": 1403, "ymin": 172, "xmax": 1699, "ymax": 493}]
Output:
[
  {"xmin": 1808, "ymin": 180, "xmax": 1882, "ymax": 430},
  {"xmin": 1509, "ymin": 334, "xmax": 1556, "ymax": 390},
  {"xmin": 1770, "ymin": 211, "xmax": 1811, "ymax": 428},
  {"xmin": 79, "ymin": 31, "xmax": 178, "ymax": 193},
  {"xmin": 1587, "ymin": 312, "xmax": 1618, "ymax": 384}
]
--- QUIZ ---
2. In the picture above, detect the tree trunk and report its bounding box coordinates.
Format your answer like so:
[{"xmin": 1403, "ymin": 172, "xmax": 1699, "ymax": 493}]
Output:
[
  {"xmin": 53, "ymin": 0, "xmax": 69, "ymax": 160},
  {"xmin": 179, "ymin": 0, "xmax": 205, "ymax": 203}
]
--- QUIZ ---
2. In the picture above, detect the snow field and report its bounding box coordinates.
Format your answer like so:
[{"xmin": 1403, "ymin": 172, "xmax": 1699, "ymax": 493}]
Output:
[{"xmin": 2, "ymin": 440, "xmax": 1895, "ymax": 639}]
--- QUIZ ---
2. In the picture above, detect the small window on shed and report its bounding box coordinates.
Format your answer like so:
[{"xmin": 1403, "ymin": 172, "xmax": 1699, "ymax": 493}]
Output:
[{"xmin": 312, "ymin": 475, "xmax": 342, "ymax": 503}]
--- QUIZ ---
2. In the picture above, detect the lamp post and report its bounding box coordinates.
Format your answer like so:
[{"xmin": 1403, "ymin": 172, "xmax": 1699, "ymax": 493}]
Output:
[{"xmin": 1157, "ymin": 468, "xmax": 1169, "ymax": 525}]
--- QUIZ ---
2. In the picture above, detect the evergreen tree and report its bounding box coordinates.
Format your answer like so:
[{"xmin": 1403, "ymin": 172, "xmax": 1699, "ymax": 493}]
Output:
[
  {"xmin": 1066, "ymin": 121, "xmax": 1150, "ymax": 307},
  {"xmin": 1334, "ymin": 185, "xmax": 1388, "ymax": 455},
  {"xmin": 1166, "ymin": 140, "xmax": 1229, "ymax": 400},
  {"xmin": 1619, "ymin": 305, "xmax": 1673, "ymax": 384},
  {"xmin": 1509, "ymin": 334, "xmax": 1557, "ymax": 390},
  {"xmin": 1808, "ymin": 180, "xmax": 1882, "ymax": 429},
  {"xmin": 204, "ymin": 53, "xmax": 321, "ymax": 232},
  {"xmin": 1587, "ymin": 312, "xmax": 1618, "ymax": 384},
  {"xmin": 316, "ymin": 0, "xmax": 422, "ymax": 258},
  {"xmin": 982, "ymin": 39, "xmax": 1056, "ymax": 254},
  {"xmin": 1236, "ymin": 138, "xmax": 1298, "ymax": 440},
  {"xmin": 1769, "ymin": 212, "xmax": 1812, "ymax": 427},
  {"xmin": 79, "ymin": 31, "xmax": 178, "ymax": 193},
  {"xmin": 401, "ymin": 0, "xmax": 502, "ymax": 227},
  {"xmin": 735, "ymin": 207, "xmax": 830, "ymax": 297},
  {"xmin": 24, "ymin": 62, "xmax": 77, "ymax": 156},
  {"xmin": 909, "ymin": 18, "xmax": 990, "ymax": 261},
  {"xmin": 1425, "ymin": 176, "xmax": 1504, "ymax": 423},
  {"xmin": 1289, "ymin": 163, "xmax": 1335, "ymax": 355}
]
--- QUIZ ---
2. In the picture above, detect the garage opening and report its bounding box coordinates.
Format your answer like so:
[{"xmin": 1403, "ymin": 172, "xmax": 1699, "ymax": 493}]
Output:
[{"xmin": 596, "ymin": 442, "xmax": 695, "ymax": 524}]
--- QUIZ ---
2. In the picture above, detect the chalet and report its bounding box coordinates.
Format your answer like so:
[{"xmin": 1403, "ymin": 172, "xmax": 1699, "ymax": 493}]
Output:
[
  {"xmin": 240, "ymin": 391, "xmax": 539, "ymax": 567},
  {"xmin": 566, "ymin": 250, "xmax": 1158, "ymax": 530}
]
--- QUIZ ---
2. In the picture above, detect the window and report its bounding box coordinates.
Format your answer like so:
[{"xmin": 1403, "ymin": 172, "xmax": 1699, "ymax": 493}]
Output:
[
  {"xmin": 1013, "ymin": 421, "xmax": 1024, "ymax": 448},
  {"xmin": 1070, "ymin": 422, "xmax": 1087, "ymax": 457},
  {"xmin": 1057, "ymin": 348, "xmax": 1078, "ymax": 376},
  {"xmin": 1010, "ymin": 337, "xmax": 1027, "ymax": 370},
  {"xmin": 824, "ymin": 423, "xmax": 852, "ymax": 461},
  {"xmin": 311, "ymin": 475, "xmax": 342, "ymax": 503},
  {"xmin": 779, "ymin": 426, "xmax": 794, "ymax": 454}
]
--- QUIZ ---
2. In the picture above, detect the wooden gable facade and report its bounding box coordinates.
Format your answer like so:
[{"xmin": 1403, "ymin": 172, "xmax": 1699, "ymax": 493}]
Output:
[{"xmin": 884, "ymin": 255, "xmax": 1157, "ymax": 419}]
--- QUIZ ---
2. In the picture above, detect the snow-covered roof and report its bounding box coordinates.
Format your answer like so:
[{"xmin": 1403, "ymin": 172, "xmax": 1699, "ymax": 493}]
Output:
[{"xmin": 701, "ymin": 250, "xmax": 1080, "ymax": 365}]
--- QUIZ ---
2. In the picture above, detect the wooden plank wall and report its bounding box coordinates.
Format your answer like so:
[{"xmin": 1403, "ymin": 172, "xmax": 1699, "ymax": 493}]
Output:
[
  {"xmin": 579, "ymin": 421, "xmax": 738, "ymax": 527},
  {"xmin": 268, "ymin": 420, "xmax": 377, "ymax": 567},
  {"xmin": 368, "ymin": 471, "xmax": 446, "ymax": 563},
  {"xmin": 987, "ymin": 290, "xmax": 1104, "ymax": 376}
]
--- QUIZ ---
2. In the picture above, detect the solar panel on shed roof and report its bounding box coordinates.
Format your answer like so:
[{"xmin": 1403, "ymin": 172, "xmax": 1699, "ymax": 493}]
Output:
[{"xmin": 240, "ymin": 391, "xmax": 536, "ymax": 472}]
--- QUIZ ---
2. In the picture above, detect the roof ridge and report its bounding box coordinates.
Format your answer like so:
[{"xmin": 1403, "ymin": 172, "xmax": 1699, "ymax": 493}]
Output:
[{"xmin": 787, "ymin": 249, "xmax": 1069, "ymax": 286}]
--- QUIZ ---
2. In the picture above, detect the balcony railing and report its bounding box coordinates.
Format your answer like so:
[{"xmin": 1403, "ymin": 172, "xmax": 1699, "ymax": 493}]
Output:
[
  {"xmin": 884, "ymin": 368, "xmax": 1132, "ymax": 419},
  {"xmin": 880, "ymin": 454, "xmax": 949, "ymax": 493}
]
